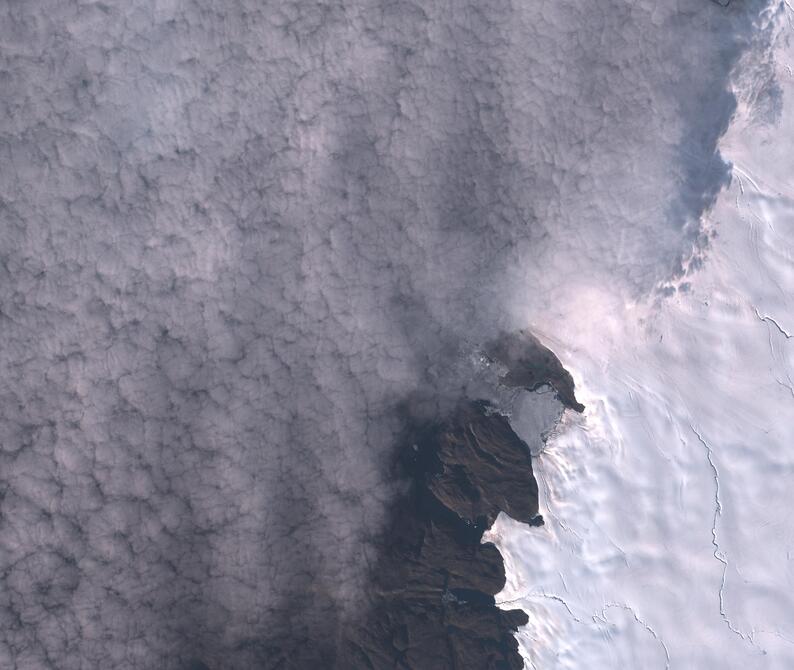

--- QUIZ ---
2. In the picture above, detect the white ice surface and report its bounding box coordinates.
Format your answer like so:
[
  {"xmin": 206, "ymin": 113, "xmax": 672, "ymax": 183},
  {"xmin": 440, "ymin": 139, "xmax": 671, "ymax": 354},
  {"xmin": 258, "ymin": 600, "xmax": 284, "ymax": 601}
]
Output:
[{"xmin": 485, "ymin": 13, "xmax": 794, "ymax": 670}]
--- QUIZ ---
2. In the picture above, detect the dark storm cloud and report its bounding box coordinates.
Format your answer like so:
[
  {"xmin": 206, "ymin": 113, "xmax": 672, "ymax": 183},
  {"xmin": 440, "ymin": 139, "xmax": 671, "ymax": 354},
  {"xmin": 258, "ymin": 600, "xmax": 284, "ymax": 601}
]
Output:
[{"xmin": 0, "ymin": 0, "xmax": 776, "ymax": 668}]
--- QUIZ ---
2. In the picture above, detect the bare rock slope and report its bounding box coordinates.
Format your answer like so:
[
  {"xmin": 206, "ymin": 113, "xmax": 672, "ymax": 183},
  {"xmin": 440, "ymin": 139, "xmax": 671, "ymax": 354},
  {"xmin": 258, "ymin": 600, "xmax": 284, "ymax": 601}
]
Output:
[{"xmin": 336, "ymin": 336, "xmax": 584, "ymax": 670}]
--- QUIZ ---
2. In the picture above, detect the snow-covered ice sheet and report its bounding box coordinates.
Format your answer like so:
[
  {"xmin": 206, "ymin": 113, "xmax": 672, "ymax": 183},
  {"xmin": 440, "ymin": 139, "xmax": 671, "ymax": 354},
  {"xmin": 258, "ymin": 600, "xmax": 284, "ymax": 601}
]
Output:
[{"xmin": 486, "ymin": 10, "xmax": 794, "ymax": 670}]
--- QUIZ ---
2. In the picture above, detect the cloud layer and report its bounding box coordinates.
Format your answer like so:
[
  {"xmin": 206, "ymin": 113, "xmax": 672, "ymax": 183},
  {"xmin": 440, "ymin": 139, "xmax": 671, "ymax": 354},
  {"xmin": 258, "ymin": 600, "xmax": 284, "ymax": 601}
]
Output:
[{"xmin": 0, "ymin": 0, "xmax": 772, "ymax": 667}]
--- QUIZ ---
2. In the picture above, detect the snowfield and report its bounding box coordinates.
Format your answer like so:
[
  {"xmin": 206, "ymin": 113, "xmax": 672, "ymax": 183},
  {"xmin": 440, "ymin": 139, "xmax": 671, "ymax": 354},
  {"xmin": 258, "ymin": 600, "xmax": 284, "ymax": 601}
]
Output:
[{"xmin": 486, "ymin": 10, "xmax": 794, "ymax": 670}]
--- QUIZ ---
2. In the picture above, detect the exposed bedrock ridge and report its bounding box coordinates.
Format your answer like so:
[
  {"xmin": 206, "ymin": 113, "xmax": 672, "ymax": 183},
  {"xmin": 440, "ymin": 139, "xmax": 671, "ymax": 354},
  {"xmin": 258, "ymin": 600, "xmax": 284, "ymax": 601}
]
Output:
[{"xmin": 334, "ymin": 335, "xmax": 584, "ymax": 670}]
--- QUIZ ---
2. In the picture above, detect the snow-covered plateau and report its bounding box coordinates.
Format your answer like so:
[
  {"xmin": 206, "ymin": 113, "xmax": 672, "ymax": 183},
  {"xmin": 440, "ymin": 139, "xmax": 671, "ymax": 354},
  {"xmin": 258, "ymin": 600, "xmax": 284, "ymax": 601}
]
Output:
[{"xmin": 486, "ymin": 9, "xmax": 794, "ymax": 670}]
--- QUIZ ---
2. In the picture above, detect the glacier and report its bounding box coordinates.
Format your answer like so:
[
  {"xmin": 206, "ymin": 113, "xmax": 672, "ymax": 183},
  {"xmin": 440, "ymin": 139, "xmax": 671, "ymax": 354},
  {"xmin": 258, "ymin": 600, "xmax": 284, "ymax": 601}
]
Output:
[{"xmin": 487, "ymin": 7, "xmax": 794, "ymax": 669}]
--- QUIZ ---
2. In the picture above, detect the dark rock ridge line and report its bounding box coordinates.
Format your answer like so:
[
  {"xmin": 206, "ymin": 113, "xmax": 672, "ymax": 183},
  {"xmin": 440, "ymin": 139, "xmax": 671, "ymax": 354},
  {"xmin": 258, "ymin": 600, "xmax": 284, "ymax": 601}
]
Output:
[
  {"xmin": 337, "ymin": 336, "xmax": 584, "ymax": 670},
  {"xmin": 486, "ymin": 331, "xmax": 585, "ymax": 413}
]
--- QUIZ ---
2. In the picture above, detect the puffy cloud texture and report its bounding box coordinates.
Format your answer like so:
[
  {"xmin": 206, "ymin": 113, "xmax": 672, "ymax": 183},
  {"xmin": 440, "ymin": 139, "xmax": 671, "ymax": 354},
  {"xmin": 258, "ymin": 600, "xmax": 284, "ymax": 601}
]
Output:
[{"xmin": 0, "ymin": 0, "xmax": 773, "ymax": 668}]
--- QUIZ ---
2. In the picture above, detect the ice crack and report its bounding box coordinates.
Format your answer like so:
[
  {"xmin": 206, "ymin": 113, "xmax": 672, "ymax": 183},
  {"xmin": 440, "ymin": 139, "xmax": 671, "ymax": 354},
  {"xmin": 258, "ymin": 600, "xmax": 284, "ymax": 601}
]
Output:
[
  {"xmin": 498, "ymin": 592, "xmax": 670, "ymax": 667},
  {"xmin": 753, "ymin": 306, "xmax": 793, "ymax": 340},
  {"xmin": 497, "ymin": 591, "xmax": 586, "ymax": 625},
  {"xmin": 690, "ymin": 425, "xmax": 758, "ymax": 646},
  {"xmin": 776, "ymin": 377, "xmax": 794, "ymax": 400},
  {"xmin": 595, "ymin": 602, "xmax": 670, "ymax": 670}
]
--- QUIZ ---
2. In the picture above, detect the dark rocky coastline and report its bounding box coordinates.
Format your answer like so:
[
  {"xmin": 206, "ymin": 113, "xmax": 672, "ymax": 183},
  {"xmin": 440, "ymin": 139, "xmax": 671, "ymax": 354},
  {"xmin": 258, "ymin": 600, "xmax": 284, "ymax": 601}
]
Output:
[{"xmin": 336, "ymin": 335, "xmax": 584, "ymax": 670}]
